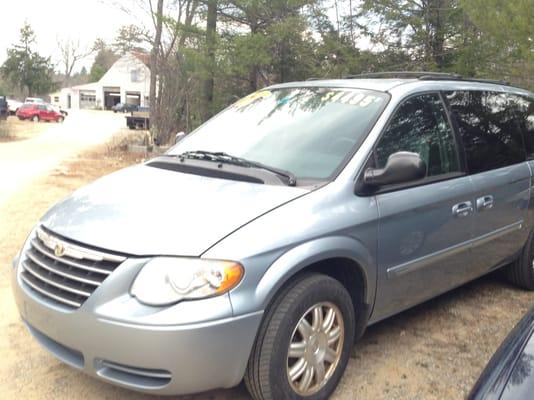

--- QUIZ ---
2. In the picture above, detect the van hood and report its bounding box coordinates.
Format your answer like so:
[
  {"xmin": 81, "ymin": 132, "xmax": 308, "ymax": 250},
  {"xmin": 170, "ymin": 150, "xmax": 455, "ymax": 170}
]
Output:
[{"xmin": 40, "ymin": 164, "xmax": 308, "ymax": 256}]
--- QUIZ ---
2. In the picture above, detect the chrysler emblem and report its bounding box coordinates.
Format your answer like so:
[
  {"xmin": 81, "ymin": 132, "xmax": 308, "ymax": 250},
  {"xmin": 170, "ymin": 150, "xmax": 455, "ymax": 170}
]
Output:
[{"xmin": 54, "ymin": 243, "xmax": 65, "ymax": 257}]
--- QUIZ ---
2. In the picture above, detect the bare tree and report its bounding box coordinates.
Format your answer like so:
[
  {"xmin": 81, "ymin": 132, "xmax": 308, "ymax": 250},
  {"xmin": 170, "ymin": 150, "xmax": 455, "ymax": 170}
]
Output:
[
  {"xmin": 57, "ymin": 38, "xmax": 94, "ymax": 86},
  {"xmin": 202, "ymin": 0, "xmax": 217, "ymax": 121},
  {"xmin": 148, "ymin": 0, "xmax": 164, "ymax": 139},
  {"xmin": 145, "ymin": 0, "xmax": 201, "ymax": 143}
]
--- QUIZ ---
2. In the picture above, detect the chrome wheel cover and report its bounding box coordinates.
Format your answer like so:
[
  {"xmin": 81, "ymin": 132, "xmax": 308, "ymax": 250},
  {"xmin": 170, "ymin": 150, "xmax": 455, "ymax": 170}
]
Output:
[{"xmin": 287, "ymin": 302, "xmax": 344, "ymax": 396}]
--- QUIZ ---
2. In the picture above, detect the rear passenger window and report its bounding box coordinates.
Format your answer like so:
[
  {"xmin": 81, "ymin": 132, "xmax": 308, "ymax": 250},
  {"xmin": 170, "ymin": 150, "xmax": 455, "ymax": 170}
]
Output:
[
  {"xmin": 508, "ymin": 94, "xmax": 534, "ymax": 157},
  {"xmin": 446, "ymin": 91, "xmax": 526, "ymax": 173},
  {"xmin": 375, "ymin": 93, "xmax": 460, "ymax": 177}
]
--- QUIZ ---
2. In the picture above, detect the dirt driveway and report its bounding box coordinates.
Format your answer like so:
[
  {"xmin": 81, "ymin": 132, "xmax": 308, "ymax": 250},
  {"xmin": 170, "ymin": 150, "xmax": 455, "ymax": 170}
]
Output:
[
  {"xmin": 0, "ymin": 110, "xmax": 124, "ymax": 207},
  {"xmin": 0, "ymin": 139, "xmax": 533, "ymax": 400}
]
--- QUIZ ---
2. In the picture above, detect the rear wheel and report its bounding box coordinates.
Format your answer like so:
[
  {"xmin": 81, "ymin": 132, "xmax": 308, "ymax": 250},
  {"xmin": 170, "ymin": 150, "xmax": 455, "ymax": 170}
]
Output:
[
  {"xmin": 31, "ymin": 115, "xmax": 39, "ymax": 123},
  {"xmin": 507, "ymin": 229, "xmax": 534, "ymax": 290},
  {"xmin": 245, "ymin": 274, "xmax": 356, "ymax": 400}
]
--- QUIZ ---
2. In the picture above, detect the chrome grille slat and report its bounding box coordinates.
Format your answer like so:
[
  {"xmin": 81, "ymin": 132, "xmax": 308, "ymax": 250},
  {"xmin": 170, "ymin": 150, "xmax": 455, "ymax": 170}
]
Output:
[
  {"xmin": 31, "ymin": 239, "xmax": 113, "ymax": 275},
  {"xmin": 20, "ymin": 273, "xmax": 83, "ymax": 308},
  {"xmin": 22, "ymin": 261, "xmax": 92, "ymax": 297},
  {"xmin": 26, "ymin": 249, "xmax": 103, "ymax": 286},
  {"xmin": 36, "ymin": 227, "xmax": 126, "ymax": 263},
  {"xmin": 20, "ymin": 227, "xmax": 126, "ymax": 309}
]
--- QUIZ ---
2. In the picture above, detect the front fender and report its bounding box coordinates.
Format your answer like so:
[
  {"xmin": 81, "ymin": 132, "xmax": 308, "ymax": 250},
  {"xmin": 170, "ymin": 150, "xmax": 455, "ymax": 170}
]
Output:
[{"xmin": 228, "ymin": 236, "xmax": 376, "ymax": 316}]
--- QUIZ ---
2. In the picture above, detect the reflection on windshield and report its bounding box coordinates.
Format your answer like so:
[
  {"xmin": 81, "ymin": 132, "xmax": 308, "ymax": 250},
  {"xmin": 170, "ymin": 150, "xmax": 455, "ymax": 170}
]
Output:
[{"xmin": 169, "ymin": 87, "xmax": 387, "ymax": 180}]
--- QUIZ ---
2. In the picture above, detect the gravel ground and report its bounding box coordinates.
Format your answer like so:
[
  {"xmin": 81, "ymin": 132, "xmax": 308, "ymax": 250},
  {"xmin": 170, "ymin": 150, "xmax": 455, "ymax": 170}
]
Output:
[
  {"xmin": 0, "ymin": 111, "xmax": 124, "ymax": 208},
  {"xmin": 0, "ymin": 143, "xmax": 533, "ymax": 400}
]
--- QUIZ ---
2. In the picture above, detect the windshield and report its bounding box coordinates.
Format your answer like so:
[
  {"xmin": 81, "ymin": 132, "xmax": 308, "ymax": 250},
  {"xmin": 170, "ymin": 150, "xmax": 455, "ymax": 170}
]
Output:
[{"xmin": 169, "ymin": 87, "xmax": 388, "ymax": 180}]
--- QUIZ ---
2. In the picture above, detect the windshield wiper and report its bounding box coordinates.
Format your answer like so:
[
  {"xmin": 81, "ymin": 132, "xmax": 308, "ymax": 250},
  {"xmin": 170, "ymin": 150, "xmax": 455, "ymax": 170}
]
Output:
[{"xmin": 173, "ymin": 150, "xmax": 297, "ymax": 186}]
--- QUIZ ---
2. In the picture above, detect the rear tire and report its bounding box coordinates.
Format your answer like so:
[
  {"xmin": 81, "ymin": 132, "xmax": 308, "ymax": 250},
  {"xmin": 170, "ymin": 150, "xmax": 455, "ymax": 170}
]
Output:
[
  {"xmin": 245, "ymin": 274, "xmax": 356, "ymax": 400},
  {"xmin": 507, "ymin": 229, "xmax": 534, "ymax": 290}
]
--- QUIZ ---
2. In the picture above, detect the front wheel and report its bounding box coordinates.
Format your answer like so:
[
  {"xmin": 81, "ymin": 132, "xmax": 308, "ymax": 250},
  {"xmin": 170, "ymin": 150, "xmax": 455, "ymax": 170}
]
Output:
[{"xmin": 245, "ymin": 274, "xmax": 356, "ymax": 400}]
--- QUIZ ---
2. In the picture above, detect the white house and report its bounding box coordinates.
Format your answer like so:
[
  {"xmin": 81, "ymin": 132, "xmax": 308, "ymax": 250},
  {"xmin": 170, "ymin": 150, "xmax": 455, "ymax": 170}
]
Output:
[{"xmin": 50, "ymin": 52, "xmax": 151, "ymax": 110}]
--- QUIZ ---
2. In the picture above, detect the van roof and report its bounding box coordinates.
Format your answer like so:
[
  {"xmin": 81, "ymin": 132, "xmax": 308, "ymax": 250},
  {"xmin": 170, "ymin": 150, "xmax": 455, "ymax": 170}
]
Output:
[{"xmin": 269, "ymin": 72, "xmax": 533, "ymax": 97}]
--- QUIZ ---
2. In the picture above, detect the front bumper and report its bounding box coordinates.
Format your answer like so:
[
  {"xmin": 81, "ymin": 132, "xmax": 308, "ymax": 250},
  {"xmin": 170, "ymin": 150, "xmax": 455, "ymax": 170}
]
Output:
[{"xmin": 10, "ymin": 258, "xmax": 263, "ymax": 395}]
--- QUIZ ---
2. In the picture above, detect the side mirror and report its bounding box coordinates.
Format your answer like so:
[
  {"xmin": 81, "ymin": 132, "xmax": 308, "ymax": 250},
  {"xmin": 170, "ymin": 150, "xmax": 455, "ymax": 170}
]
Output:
[
  {"xmin": 364, "ymin": 151, "xmax": 426, "ymax": 187},
  {"xmin": 175, "ymin": 131, "xmax": 186, "ymax": 144}
]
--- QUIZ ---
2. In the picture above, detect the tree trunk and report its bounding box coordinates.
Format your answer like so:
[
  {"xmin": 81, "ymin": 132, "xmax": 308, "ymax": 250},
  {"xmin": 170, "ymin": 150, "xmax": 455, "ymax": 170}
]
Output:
[
  {"xmin": 202, "ymin": 0, "xmax": 217, "ymax": 122},
  {"xmin": 279, "ymin": 40, "xmax": 289, "ymax": 83},
  {"xmin": 248, "ymin": 23, "xmax": 259, "ymax": 92},
  {"xmin": 429, "ymin": 0, "xmax": 446, "ymax": 70},
  {"xmin": 150, "ymin": 0, "xmax": 164, "ymax": 142}
]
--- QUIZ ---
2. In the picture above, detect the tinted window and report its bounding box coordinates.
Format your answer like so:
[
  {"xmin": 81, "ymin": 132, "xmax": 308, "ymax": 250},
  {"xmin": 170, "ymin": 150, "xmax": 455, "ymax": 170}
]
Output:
[
  {"xmin": 375, "ymin": 93, "xmax": 459, "ymax": 177},
  {"xmin": 446, "ymin": 91, "xmax": 526, "ymax": 173},
  {"xmin": 508, "ymin": 94, "xmax": 534, "ymax": 157}
]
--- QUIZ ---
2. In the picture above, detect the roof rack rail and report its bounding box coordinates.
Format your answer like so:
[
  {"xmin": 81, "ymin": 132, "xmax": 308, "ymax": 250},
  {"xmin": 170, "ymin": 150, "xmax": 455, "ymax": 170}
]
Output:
[
  {"xmin": 341, "ymin": 71, "xmax": 512, "ymax": 86},
  {"xmin": 342, "ymin": 71, "xmax": 462, "ymax": 80},
  {"xmin": 452, "ymin": 77, "xmax": 511, "ymax": 86}
]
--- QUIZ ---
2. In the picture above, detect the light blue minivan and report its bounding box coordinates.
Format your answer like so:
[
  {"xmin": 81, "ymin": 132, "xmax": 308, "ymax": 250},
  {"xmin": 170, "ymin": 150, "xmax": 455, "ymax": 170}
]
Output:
[{"xmin": 11, "ymin": 72, "xmax": 534, "ymax": 399}]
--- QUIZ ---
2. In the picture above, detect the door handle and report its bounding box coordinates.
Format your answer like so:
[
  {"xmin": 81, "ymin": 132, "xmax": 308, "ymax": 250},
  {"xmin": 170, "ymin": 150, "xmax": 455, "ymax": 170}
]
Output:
[
  {"xmin": 452, "ymin": 201, "xmax": 473, "ymax": 217},
  {"xmin": 476, "ymin": 195, "xmax": 494, "ymax": 211}
]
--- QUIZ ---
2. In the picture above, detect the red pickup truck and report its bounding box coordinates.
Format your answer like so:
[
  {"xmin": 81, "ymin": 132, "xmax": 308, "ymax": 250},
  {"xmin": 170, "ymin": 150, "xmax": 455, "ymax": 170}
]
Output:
[{"xmin": 16, "ymin": 104, "xmax": 65, "ymax": 122}]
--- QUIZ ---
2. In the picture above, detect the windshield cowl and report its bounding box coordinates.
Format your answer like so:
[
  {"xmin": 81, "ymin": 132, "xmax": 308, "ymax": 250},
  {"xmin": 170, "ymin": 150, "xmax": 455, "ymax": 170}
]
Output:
[
  {"xmin": 175, "ymin": 151, "xmax": 297, "ymax": 186},
  {"xmin": 147, "ymin": 155, "xmax": 300, "ymax": 187}
]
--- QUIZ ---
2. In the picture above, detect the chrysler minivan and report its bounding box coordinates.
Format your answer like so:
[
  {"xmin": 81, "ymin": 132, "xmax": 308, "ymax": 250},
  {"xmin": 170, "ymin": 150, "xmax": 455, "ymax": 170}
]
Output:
[{"xmin": 11, "ymin": 72, "xmax": 534, "ymax": 400}]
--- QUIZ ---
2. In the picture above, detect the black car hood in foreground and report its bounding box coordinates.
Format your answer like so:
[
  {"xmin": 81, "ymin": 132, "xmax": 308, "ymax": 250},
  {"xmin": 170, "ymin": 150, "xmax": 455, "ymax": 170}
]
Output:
[{"xmin": 469, "ymin": 308, "xmax": 534, "ymax": 400}]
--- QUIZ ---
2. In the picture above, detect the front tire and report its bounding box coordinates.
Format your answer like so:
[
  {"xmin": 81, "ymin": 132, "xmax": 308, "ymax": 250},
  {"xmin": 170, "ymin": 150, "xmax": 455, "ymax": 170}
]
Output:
[
  {"xmin": 245, "ymin": 274, "xmax": 355, "ymax": 400},
  {"xmin": 507, "ymin": 230, "xmax": 534, "ymax": 290}
]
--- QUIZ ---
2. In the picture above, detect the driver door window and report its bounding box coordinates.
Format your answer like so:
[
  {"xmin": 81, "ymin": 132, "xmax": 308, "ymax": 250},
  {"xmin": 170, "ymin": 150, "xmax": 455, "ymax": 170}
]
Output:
[{"xmin": 375, "ymin": 93, "xmax": 460, "ymax": 178}]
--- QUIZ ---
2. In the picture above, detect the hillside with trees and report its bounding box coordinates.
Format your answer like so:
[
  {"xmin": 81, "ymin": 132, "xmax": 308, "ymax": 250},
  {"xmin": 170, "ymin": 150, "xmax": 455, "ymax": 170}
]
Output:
[
  {"xmin": 129, "ymin": 0, "xmax": 532, "ymax": 144},
  {"xmin": 1, "ymin": 0, "xmax": 531, "ymax": 145}
]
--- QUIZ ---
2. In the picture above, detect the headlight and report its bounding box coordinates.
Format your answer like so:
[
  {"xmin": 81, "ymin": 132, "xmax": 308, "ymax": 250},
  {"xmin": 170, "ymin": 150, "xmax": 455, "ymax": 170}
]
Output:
[{"xmin": 130, "ymin": 257, "xmax": 244, "ymax": 306}]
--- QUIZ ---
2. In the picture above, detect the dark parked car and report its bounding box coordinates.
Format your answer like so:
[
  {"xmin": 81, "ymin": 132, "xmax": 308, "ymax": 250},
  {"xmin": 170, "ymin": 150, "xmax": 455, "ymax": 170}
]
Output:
[
  {"xmin": 470, "ymin": 308, "xmax": 534, "ymax": 400},
  {"xmin": 0, "ymin": 96, "xmax": 8, "ymax": 120},
  {"xmin": 112, "ymin": 102, "xmax": 139, "ymax": 113},
  {"xmin": 126, "ymin": 106, "xmax": 149, "ymax": 130}
]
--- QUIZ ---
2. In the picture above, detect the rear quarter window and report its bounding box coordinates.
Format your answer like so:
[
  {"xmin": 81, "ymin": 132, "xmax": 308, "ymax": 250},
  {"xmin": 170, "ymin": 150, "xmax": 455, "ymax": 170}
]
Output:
[
  {"xmin": 508, "ymin": 94, "xmax": 534, "ymax": 158},
  {"xmin": 445, "ymin": 90, "xmax": 526, "ymax": 174}
]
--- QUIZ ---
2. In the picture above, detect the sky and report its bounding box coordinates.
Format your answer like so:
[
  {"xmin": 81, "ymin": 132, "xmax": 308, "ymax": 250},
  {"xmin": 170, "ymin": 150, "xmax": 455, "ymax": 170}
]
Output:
[
  {"xmin": 0, "ymin": 0, "xmax": 371, "ymax": 75},
  {"xmin": 0, "ymin": 0, "xmax": 142, "ymax": 73}
]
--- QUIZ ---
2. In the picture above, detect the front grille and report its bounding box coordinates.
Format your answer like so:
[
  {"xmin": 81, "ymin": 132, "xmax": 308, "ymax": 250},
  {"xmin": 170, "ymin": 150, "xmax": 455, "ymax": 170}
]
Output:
[{"xmin": 20, "ymin": 226, "xmax": 126, "ymax": 309}]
